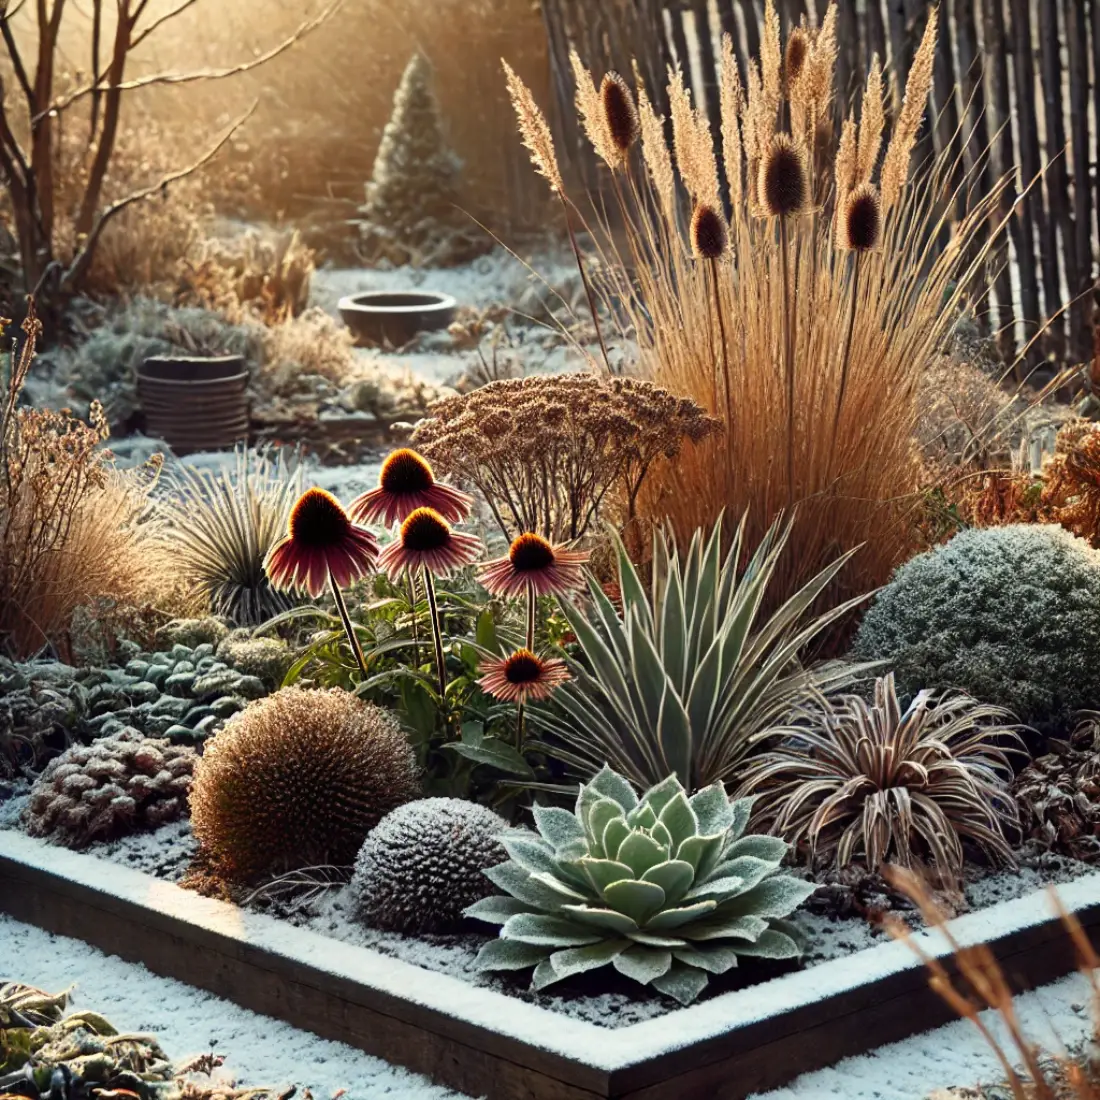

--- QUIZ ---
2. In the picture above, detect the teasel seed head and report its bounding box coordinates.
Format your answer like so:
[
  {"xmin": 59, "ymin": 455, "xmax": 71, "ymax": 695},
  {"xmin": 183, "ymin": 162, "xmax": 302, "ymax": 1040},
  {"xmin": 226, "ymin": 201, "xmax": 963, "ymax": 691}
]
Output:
[
  {"xmin": 759, "ymin": 133, "xmax": 809, "ymax": 218},
  {"xmin": 600, "ymin": 71, "xmax": 639, "ymax": 163},
  {"xmin": 837, "ymin": 183, "xmax": 882, "ymax": 252},
  {"xmin": 690, "ymin": 201, "xmax": 729, "ymax": 261},
  {"xmin": 784, "ymin": 27, "xmax": 810, "ymax": 96}
]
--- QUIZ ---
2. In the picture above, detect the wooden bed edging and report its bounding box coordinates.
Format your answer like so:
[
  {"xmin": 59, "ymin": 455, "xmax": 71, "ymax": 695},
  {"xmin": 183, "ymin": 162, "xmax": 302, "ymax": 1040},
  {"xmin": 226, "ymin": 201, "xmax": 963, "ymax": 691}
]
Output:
[{"xmin": 1, "ymin": 831, "xmax": 1098, "ymax": 1100}]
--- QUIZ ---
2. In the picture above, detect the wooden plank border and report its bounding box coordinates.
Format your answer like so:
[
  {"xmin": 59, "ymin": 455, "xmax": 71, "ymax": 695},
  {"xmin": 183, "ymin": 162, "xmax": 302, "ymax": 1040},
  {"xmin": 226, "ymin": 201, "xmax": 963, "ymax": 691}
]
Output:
[{"xmin": 2, "ymin": 831, "xmax": 1098, "ymax": 1099}]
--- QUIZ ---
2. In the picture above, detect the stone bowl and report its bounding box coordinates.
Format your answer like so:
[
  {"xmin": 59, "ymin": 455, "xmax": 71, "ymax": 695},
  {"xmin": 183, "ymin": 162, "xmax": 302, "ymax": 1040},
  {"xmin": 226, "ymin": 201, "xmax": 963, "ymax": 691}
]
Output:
[{"xmin": 338, "ymin": 290, "xmax": 457, "ymax": 347}]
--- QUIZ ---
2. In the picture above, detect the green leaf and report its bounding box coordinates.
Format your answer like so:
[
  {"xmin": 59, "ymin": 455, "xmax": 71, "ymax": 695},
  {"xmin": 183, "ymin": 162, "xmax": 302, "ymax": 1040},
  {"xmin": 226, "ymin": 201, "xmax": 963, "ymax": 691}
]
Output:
[
  {"xmin": 656, "ymin": 683, "xmax": 693, "ymax": 790},
  {"xmin": 463, "ymin": 896, "xmax": 529, "ymax": 925},
  {"xmin": 474, "ymin": 939, "xmax": 547, "ymax": 972},
  {"xmin": 682, "ymin": 874, "xmax": 746, "ymax": 904},
  {"xmin": 484, "ymin": 862, "xmax": 571, "ymax": 911},
  {"xmin": 731, "ymin": 928, "xmax": 803, "ymax": 959},
  {"xmin": 682, "ymin": 914, "xmax": 769, "ymax": 942},
  {"xmin": 560, "ymin": 906, "xmax": 639, "ymax": 935},
  {"xmin": 589, "ymin": 765, "xmax": 640, "ymax": 812},
  {"xmin": 650, "ymin": 960, "xmax": 710, "ymax": 1005},
  {"xmin": 501, "ymin": 833, "xmax": 559, "ymax": 876},
  {"xmin": 672, "ymin": 944, "xmax": 740, "ymax": 975},
  {"xmin": 727, "ymin": 796, "xmax": 754, "ymax": 840},
  {"xmin": 602, "ymin": 879, "xmax": 666, "ymax": 924},
  {"xmin": 676, "ymin": 833, "xmax": 725, "ymax": 880},
  {"xmin": 546, "ymin": 941, "xmax": 627, "ymax": 981},
  {"xmin": 626, "ymin": 801, "xmax": 658, "ymax": 829},
  {"xmin": 579, "ymin": 857, "xmax": 634, "ymax": 896},
  {"xmin": 602, "ymin": 816, "xmax": 631, "ymax": 861},
  {"xmin": 689, "ymin": 784, "xmax": 734, "ymax": 835},
  {"xmin": 532, "ymin": 805, "xmax": 585, "ymax": 850},
  {"xmin": 627, "ymin": 930, "xmax": 689, "ymax": 947},
  {"xmin": 531, "ymin": 958, "xmax": 560, "ymax": 991},
  {"xmin": 617, "ymin": 831, "xmax": 668, "ymax": 878},
  {"xmin": 613, "ymin": 945, "xmax": 672, "ymax": 985},
  {"xmin": 718, "ymin": 876, "xmax": 816, "ymax": 919},
  {"xmin": 475, "ymin": 609, "xmax": 498, "ymax": 651},
  {"xmin": 657, "ymin": 792, "xmax": 698, "ymax": 853},
  {"xmin": 640, "ymin": 859, "xmax": 695, "ymax": 907},
  {"xmin": 528, "ymin": 871, "xmax": 589, "ymax": 902},
  {"xmin": 644, "ymin": 900, "xmax": 717, "ymax": 931},
  {"xmin": 724, "ymin": 834, "xmax": 788, "ymax": 863},
  {"xmin": 586, "ymin": 798, "xmax": 626, "ymax": 857},
  {"xmin": 707, "ymin": 856, "xmax": 780, "ymax": 895},
  {"xmin": 639, "ymin": 774, "xmax": 686, "ymax": 817},
  {"xmin": 501, "ymin": 913, "xmax": 603, "ymax": 947},
  {"xmin": 444, "ymin": 733, "xmax": 534, "ymax": 777}
]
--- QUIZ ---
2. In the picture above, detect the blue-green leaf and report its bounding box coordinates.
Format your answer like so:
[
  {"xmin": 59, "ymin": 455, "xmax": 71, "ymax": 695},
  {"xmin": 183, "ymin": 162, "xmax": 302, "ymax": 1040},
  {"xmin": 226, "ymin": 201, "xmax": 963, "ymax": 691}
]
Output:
[
  {"xmin": 586, "ymin": 798, "xmax": 626, "ymax": 857},
  {"xmin": 501, "ymin": 913, "xmax": 602, "ymax": 947},
  {"xmin": 731, "ymin": 928, "xmax": 803, "ymax": 959},
  {"xmin": 676, "ymin": 833, "xmax": 725, "ymax": 880},
  {"xmin": 612, "ymin": 945, "xmax": 672, "ymax": 985},
  {"xmin": 639, "ymin": 774, "xmax": 686, "ymax": 817},
  {"xmin": 657, "ymin": 792, "xmax": 698, "ymax": 852},
  {"xmin": 724, "ymin": 834, "xmax": 788, "ymax": 863},
  {"xmin": 532, "ymin": 804, "xmax": 586, "ymax": 850},
  {"xmin": 641, "ymin": 859, "xmax": 695, "ymax": 907},
  {"xmin": 546, "ymin": 941, "xmax": 627, "ymax": 981},
  {"xmin": 656, "ymin": 683, "xmax": 693, "ymax": 789},
  {"xmin": 717, "ymin": 875, "xmax": 815, "ymax": 919},
  {"xmin": 463, "ymin": 896, "xmax": 529, "ymax": 925},
  {"xmin": 579, "ymin": 858, "xmax": 634, "ymax": 895},
  {"xmin": 617, "ymin": 831, "xmax": 668, "ymax": 878},
  {"xmin": 484, "ymin": 862, "xmax": 570, "ymax": 911},
  {"xmin": 690, "ymin": 784, "xmax": 735, "ymax": 835},
  {"xmin": 644, "ymin": 900, "xmax": 718, "ymax": 931},
  {"xmin": 602, "ymin": 816, "xmax": 631, "ymax": 861},
  {"xmin": 602, "ymin": 879, "xmax": 666, "ymax": 924},
  {"xmin": 708, "ymin": 856, "xmax": 780, "ymax": 895},
  {"xmin": 682, "ymin": 874, "xmax": 746, "ymax": 904},
  {"xmin": 474, "ymin": 939, "xmax": 547, "ymax": 971},
  {"xmin": 682, "ymin": 914, "xmax": 769, "ymax": 942},
  {"xmin": 501, "ymin": 833, "xmax": 559, "ymax": 877},
  {"xmin": 528, "ymin": 871, "xmax": 589, "ymax": 902},
  {"xmin": 560, "ymin": 906, "xmax": 638, "ymax": 935},
  {"xmin": 627, "ymin": 930, "xmax": 689, "ymax": 947},
  {"xmin": 589, "ymin": 765, "xmax": 640, "ymax": 811},
  {"xmin": 650, "ymin": 960, "xmax": 709, "ymax": 1005},
  {"xmin": 672, "ymin": 944, "xmax": 740, "ymax": 974}
]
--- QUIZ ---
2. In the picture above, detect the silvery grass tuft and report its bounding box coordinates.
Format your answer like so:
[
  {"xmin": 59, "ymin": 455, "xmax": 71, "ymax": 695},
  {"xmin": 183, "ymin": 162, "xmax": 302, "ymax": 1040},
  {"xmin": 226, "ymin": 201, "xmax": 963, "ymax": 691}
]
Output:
[
  {"xmin": 467, "ymin": 766, "xmax": 813, "ymax": 1005},
  {"xmin": 527, "ymin": 513, "xmax": 877, "ymax": 791},
  {"xmin": 504, "ymin": 2, "xmax": 1011, "ymax": 622}
]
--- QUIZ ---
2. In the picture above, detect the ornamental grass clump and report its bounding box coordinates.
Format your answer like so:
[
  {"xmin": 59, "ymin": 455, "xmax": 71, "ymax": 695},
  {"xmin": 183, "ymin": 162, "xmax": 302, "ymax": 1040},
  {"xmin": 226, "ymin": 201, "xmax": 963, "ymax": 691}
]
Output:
[
  {"xmin": 852, "ymin": 525, "xmax": 1100, "ymax": 731},
  {"xmin": 504, "ymin": 4, "xmax": 1007, "ymax": 618},
  {"xmin": 411, "ymin": 374, "xmax": 720, "ymax": 542},
  {"xmin": 189, "ymin": 687, "xmax": 420, "ymax": 884},
  {"xmin": 528, "ymin": 514, "xmax": 873, "ymax": 790},
  {"xmin": 467, "ymin": 766, "xmax": 813, "ymax": 1005},
  {"xmin": 737, "ymin": 674, "xmax": 1022, "ymax": 882}
]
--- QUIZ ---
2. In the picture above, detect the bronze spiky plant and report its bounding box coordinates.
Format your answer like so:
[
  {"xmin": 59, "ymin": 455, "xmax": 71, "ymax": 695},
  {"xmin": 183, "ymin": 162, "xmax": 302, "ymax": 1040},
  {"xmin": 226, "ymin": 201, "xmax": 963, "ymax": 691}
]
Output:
[
  {"xmin": 503, "ymin": 3, "xmax": 1005, "ymax": 630},
  {"xmin": 411, "ymin": 374, "xmax": 720, "ymax": 542},
  {"xmin": 737, "ymin": 674, "xmax": 1022, "ymax": 883}
]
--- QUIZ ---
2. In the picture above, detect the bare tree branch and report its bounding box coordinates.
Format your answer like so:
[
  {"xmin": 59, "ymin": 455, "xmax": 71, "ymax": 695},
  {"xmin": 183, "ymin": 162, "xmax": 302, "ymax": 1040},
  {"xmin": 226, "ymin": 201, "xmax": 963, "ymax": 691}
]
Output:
[
  {"xmin": 60, "ymin": 100, "xmax": 257, "ymax": 292},
  {"xmin": 40, "ymin": 0, "xmax": 342, "ymax": 120},
  {"xmin": 1, "ymin": 1, "xmax": 31, "ymax": 19},
  {"xmin": 0, "ymin": 11, "xmax": 37, "ymax": 109},
  {"xmin": 128, "ymin": 0, "xmax": 199, "ymax": 50}
]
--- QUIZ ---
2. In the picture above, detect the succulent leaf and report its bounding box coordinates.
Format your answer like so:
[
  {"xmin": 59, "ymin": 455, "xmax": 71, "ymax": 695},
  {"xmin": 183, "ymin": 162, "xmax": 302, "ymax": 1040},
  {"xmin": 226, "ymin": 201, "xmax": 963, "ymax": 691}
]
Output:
[
  {"xmin": 501, "ymin": 913, "xmax": 603, "ymax": 947},
  {"xmin": 613, "ymin": 945, "xmax": 673, "ymax": 984},
  {"xmin": 560, "ymin": 906, "xmax": 639, "ymax": 935},
  {"xmin": 546, "ymin": 941, "xmax": 628, "ymax": 983},
  {"xmin": 475, "ymin": 939, "xmax": 552, "ymax": 970},
  {"xmin": 601, "ymin": 816, "xmax": 631, "ymax": 860},
  {"xmin": 644, "ymin": 900, "xmax": 719, "ymax": 931},
  {"xmin": 589, "ymin": 766, "xmax": 640, "ymax": 811},
  {"xmin": 532, "ymin": 804, "xmax": 586, "ymax": 850},
  {"xmin": 464, "ymin": 895, "xmax": 529, "ymax": 925},
  {"xmin": 724, "ymin": 834, "xmax": 788, "ymax": 862},
  {"xmin": 657, "ymin": 791, "xmax": 698, "ymax": 850},
  {"xmin": 528, "ymin": 870, "xmax": 589, "ymax": 901},
  {"xmin": 484, "ymin": 862, "xmax": 572, "ymax": 911},
  {"xmin": 502, "ymin": 833, "xmax": 561, "ymax": 877},
  {"xmin": 602, "ymin": 878, "xmax": 666, "ymax": 923},
  {"xmin": 672, "ymin": 943, "xmax": 741, "ymax": 974},
  {"xmin": 718, "ymin": 875, "xmax": 816, "ymax": 919},
  {"xmin": 650, "ymin": 961, "xmax": 709, "ymax": 1005},
  {"xmin": 617, "ymin": 831, "xmax": 670, "ymax": 877},
  {"xmin": 579, "ymin": 857, "xmax": 635, "ymax": 894},
  {"xmin": 640, "ymin": 859, "xmax": 695, "ymax": 905}
]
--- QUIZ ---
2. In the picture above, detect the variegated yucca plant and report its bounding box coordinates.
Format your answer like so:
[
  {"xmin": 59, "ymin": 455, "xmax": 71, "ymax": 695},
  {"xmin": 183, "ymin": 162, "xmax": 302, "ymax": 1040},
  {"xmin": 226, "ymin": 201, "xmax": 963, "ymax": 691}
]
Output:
[
  {"xmin": 528, "ymin": 514, "xmax": 875, "ymax": 791},
  {"xmin": 466, "ymin": 766, "xmax": 814, "ymax": 1005}
]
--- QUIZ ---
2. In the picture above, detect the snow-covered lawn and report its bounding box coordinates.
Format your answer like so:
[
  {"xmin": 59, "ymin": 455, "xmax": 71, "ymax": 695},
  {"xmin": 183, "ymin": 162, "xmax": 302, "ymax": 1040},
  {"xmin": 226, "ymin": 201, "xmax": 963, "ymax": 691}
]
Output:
[{"xmin": 4, "ymin": 913, "xmax": 1094, "ymax": 1100}]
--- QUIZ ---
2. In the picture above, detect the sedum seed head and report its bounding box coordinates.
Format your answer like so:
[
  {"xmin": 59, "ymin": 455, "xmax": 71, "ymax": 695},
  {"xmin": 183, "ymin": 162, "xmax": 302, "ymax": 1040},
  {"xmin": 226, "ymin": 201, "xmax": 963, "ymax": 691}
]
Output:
[
  {"xmin": 690, "ymin": 201, "xmax": 729, "ymax": 261},
  {"xmin": 759, "ymin": 134, "xmax": 809, "ymax": 218}
]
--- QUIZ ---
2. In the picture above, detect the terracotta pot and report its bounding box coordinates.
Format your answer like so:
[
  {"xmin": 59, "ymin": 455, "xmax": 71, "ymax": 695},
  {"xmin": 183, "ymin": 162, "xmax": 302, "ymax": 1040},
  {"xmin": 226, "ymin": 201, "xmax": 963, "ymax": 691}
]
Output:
[{"xmin": 137, "ymin": 355, "xmax": 249, "ymax": 455}]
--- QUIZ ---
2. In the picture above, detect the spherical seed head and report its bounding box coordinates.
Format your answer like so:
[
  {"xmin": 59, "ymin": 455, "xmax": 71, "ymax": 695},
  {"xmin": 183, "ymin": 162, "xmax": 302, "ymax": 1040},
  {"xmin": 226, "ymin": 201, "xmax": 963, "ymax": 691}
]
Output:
[
  {"xmin": 840, "ymin": 183, "xmax": 882, "ymax": 252},
  {"xmin": 760, "ymin": 134, "xmax": 809, "ymax": 218},
  {"xmin": 785, "ymin": 28, "xmax": 810, "ymax": 90},
  {"xmin": 690, "ymin": 201, "xmax": 729, "ymax": 260},
  {"xmin": 509, "ymin": 532, "xmax": 557, "ymax": 572},
  {"xmin": 600, "ymin": 71, "xmax": 639, "ymax": 160},
  {"xmin": 379, "ymin": 448, "xmax": 435, "ymax": 495},
  {"xmin": 504, "ymin": 649, "xmax": 543, "ymax": 685},
  {"xmin": 400, "ymin": 507, "xmax": 452, "ymax": 552},
  {"xmin": 288, "ymin": 488, "xmax": 352, "ymax": 547}
]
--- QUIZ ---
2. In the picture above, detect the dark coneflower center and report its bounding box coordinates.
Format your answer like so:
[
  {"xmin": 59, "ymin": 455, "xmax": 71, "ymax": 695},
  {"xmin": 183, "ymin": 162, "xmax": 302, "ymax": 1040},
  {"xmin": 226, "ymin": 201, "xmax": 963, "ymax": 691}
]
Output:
[
  {"xmin": 288, "ymin": 488, "xmax": 351, "ymax": 547},
  {"xmin": 380, "ymin": 448, "xmax": 435, "ymax": 495},
  {"xmin": 509, "ymin": 533, "xmax": 557, "ymax": 572},
  {"xmin": 504, "ymin": 650, "xmax": 543, "ymax": 685},
  {"xmin": 401, "ymin": 508, "xmax": 452, "ymax": 552}
]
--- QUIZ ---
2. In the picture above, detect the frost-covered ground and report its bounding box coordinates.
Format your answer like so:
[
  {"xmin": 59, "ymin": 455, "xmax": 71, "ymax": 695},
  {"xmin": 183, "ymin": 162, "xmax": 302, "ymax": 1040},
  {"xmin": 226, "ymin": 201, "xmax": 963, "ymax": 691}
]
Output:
[{"xmin": 4, "ymin": 912, "xmax": 1095, "ymax": 1100}]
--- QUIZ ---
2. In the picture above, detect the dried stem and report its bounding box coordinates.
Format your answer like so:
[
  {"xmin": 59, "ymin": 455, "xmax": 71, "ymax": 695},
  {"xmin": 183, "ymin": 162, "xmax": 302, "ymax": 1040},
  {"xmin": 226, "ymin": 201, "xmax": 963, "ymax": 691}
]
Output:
[
  {"xmin": 329, "ymin": 574, "xmax": 367, "ymax": 678},
  {"xmin": 424, "ymin": 569, "xmax": 447, "ymax": 697},
  {"xmin": 560, "ymin": 194, "xmax": 613, "ymax": 374}
]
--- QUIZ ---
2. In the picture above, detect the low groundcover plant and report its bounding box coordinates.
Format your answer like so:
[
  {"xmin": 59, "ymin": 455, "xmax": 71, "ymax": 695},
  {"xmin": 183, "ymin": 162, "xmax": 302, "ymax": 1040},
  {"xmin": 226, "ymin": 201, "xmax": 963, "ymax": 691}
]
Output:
[{"xmin": 466, "ymin": 766, "xmax": 813, "ymax": 1005}]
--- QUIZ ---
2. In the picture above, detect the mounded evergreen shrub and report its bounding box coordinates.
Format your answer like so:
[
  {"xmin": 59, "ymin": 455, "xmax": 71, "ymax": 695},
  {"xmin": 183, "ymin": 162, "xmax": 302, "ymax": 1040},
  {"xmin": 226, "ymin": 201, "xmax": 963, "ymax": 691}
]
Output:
[{"xmin": 852, "ymin": 524, "xmax": 1100, "ymax": 730}]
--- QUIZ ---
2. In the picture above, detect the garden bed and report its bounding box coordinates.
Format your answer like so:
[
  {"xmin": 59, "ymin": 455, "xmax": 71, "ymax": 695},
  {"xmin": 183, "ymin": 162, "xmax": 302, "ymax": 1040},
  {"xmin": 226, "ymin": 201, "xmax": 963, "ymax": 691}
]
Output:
[{"xmin": 2, "ymin": 829, "xmax": 1098, "ymax": 1100}]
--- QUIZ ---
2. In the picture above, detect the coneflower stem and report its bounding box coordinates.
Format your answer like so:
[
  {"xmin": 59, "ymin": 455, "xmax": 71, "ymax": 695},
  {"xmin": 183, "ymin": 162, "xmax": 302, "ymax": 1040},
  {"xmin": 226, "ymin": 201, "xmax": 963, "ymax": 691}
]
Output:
[
  {"xmin": 780, "ymin": 215, "xmax": 795, "ymax": 507},
  {"xmin": 329, "ymin": 573, "xmax": 367, "ymax": 679},
  {"xmin": 559, "ymin": 194, "xmax": 613, "ymax": 375},
  {"xmin": 830, "ymin": 253, "xmax": 862, "ymax": 475},
  {"xmin": 423, "ymin": 568, "xmax": 447, "ymax": 699},
  {"xmin": 526, "ymin": 587, "xmax": 536, "ymax": 651},
  {"xmin": 709, "ymin": 258, "xmax": 732, "ymax": 429},
  {"xmin": 516, "ymin": 701, "xmax": 525, "ymax": 752},
  {"xmin": 406, "ymin": 567, "xmax": 420, "ymax": 668}
]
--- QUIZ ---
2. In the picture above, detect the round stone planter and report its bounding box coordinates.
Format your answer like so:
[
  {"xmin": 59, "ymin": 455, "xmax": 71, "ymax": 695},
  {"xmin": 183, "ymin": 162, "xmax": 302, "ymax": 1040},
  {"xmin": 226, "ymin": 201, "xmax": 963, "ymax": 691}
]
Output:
[
  {"xmin": 137, "ymin": 355, "xmax": 249, "ymax": 455},
  {"xmin": 338, "ymin": 290, "xmax": 457, "ymax": 347}
]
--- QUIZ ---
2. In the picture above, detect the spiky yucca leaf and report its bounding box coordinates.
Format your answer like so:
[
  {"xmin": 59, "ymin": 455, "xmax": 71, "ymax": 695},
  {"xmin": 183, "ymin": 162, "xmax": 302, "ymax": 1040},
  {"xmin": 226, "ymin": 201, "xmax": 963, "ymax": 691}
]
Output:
[
  {"xmin": 528, "ymin": 514, "xmax": 875, "ymax": 791},
  {"xmin": 737, "ymin": 673, "xmax": 1023, "ymax": 880},
  {"xmin": 158, "ymin": 448, "xmax": 303, "ymax": 626},
  {"xmin": 467, "ymin": 766, "xmax": 813, "ymax": 1004}
]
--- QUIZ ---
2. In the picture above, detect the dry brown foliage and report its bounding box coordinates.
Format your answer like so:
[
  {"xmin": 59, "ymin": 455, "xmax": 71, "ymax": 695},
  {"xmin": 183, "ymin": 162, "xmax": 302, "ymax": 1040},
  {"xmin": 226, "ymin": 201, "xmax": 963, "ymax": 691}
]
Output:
[
  {"xmin": 411, "ymin": 374, "xmax": 720, "ymax": 542},
  {"xmin": 505, "ymin": 2, "xmax": 1006, "ymax": 619},
  {"xmin": 0, "ymin": 309, "xmax": 164, "ymax": 659}
]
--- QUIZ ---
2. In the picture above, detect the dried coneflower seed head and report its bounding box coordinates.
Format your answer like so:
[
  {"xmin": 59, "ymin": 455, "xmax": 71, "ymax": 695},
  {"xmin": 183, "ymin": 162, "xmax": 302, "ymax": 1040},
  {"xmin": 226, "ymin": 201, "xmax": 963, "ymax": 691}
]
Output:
[
  {"xmin": 839, "ymin": 183, "xmax": 882, "ymax": 252},
  {"xmin": 380, "ymin": 448, "xmax": 435, "ymax": 494},
  {"xmin": 504, "ymin": 649, "xmax": 543, "ymax": 685},
  {"xmin": 400, "ymin": 508, "xmax": 452, "ymax": 552},
  {"xmin": 509, "ymin": 533, "xmax": 557, "ymax": 572},
  {"xmin": 289, "ymin": 488, "xmax": 352, "ymax": 546},
  {"xmin": 760, "ymin": 134, "xmax": 809, "ymax": 218},
  {"xmin": 784, "ymin": 28, "xmax": 810, "ymax": 93},
  {"xmin": 690, "ymin": 201, "xmax": 729, "ymax": 260},
  {"xmin": 600, "ymin": 71, "xmax": 639, "ymax": 161}
]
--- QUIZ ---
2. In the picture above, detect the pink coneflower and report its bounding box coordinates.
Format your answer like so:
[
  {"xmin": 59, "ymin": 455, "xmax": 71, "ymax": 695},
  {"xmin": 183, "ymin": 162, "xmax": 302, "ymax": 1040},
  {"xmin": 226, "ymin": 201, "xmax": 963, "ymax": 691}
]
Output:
[
  {"xmin": 349, "ymin": 448, "xmax": 471, "ymax": 528},
  {"xmin": 378, "ymin": 507, "xmax": 482, "ymax": 581},
  {"xmin": 478, "ymin": 532, "xmax": 589, "ymax": 649},
  {"xmin": 478, "ymin": 649, "xmax": 570, "ymax": 705},
  {"xmin": 265, "ymin": 488, "xmax": 379, "ymax": 598},
  {"xmin": 264, "ymin": 488, "xmax": 378, "ymax": 676}
]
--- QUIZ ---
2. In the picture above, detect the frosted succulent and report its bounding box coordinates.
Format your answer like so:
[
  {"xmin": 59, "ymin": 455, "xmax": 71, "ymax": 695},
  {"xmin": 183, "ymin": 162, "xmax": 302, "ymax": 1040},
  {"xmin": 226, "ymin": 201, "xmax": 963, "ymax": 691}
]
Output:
[
  {"xmin": 24, "ymin": 731, "xmax": 196, "ymax": 848},
  {"xmin": 852, "ymin": 524, "xmax": 1100, "ymax": 729},
  {"xmin": 350, "ymin": 797, "xmax": 508, "ymax": 934},
  {"xmin": 467, "ymin": 767, "xmax": 814, "ymax": 1005},
  {"xmin": 216, "ymin": 631, "xmax": 294, "ymax": 687}
]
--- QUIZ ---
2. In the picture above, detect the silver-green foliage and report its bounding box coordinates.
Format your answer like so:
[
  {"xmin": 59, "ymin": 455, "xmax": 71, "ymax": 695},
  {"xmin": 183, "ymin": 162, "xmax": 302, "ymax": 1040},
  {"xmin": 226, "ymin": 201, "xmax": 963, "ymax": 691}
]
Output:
[
  {"xmin": 466, "ymin": 767, "xmax": 814, "ymax": 1005},
  {"xmin": 529, "ymin": 515, "xmax": 873, "ymax": 791}
]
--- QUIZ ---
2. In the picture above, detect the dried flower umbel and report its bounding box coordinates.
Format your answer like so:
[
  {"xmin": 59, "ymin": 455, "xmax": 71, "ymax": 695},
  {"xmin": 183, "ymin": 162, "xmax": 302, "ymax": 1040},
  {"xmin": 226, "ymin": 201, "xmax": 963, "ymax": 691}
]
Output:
[{"xmin": 412, "ymin": 374, "xmax": 720, "ymax": 542}]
